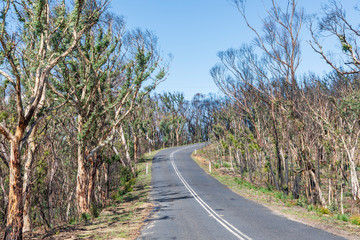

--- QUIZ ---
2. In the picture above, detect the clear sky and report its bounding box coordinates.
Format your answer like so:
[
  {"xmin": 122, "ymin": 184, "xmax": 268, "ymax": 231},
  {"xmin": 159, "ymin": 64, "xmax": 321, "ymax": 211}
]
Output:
[{"xmin": 110, "ymin": 0, "xmax": 358, "ymax": 99}]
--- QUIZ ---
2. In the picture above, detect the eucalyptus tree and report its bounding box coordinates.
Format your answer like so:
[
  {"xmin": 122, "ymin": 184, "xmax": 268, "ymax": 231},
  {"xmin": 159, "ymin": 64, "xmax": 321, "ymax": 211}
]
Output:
[
  {"xmin": 309, "ymin": 1, "xmax": 360, "ymax": 75},
  {"xmin": 50, "ymin": 15, "xmax": 167, "ymax": 214},
  {"xmin": 213, "ymin": 0, "xmax": 306, "ymax": 195},
  {"xmin": 309, "ymin": 0, "xmax": 360, "ymax": 201},
  {"xmin": 0, "ymin": 1, "xmax": 108, "ymax": 238},
  {"xmin": 159, "ymin": 92, "xmax": 187, "ymax": 146}
]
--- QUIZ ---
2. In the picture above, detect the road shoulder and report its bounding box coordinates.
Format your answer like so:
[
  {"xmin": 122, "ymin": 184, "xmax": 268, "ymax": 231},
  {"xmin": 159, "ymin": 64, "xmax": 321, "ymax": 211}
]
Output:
[{"xmin": 192, "ymin": 150, "xmax": 360, "ymax": 240}]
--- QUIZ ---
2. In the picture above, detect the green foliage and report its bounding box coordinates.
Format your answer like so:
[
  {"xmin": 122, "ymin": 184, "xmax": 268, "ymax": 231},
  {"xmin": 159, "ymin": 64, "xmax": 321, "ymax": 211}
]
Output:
[
  {"xmin": 234, "ymin": 177, "xmax": 254, "ymax": 189},
  {"xmin": 90, "ymin": 203, "xmax": 100, "ymax": 218},
  {"xmin": 274, "ymin": 192, "xmax": 287, "ymax": 202},
  {"xmin": 258, "ymin": 187, "xmax": 272, "ymax": 194},
  {"xmin": 0, "ymin": 111, "xmax": 8, "ymax": 122},
  {"xmin": 307, "ymin": 205, "xmax": 314, "ymax": 212},
  {"xmin": 328, "ymin": 201, "xmax": 338, "ymax": 213},
  {"xmin": 317, "ymin": 207, "xmax": 330, "ymax": 215},
  {"xmin": 339, "ymin": 91, "xmax": 360, "ymax": 120},
  {"xmin": 220, "ymin": 139, "xmax": 228, "ymax": 150},
  {"xmin": 296, "ymin": 197, "xmax": 307, "ymax": 207},
  {"xmin": 118, "ymin": 166, "xmax": 136, "ymax": 196},
  {"xmin": 81, "ymin": 213, "xmax": 91, "ymax": 222},
  {"xmin": 335, "ymin": 214, "xmax": 349, "ymax": 222},
  {"xmin": 68, "ymin": 217, "xmax": 77, "ymax": 225},
  {"xmin": 350, "ymin": 215, "xmax": 360, "ymax": 225},
  {"xmin": 223, "ymin": 163, "xmax": 231, "ymax": 168},
  {"xmin": 338, "ymin": 35, "xmax": 352, "ymax": 52}
]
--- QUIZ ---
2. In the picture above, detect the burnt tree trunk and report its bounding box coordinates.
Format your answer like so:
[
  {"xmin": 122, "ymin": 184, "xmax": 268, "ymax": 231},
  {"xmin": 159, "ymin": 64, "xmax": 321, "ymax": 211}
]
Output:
[{"xmin": 4, "ymin": 133, "xmax": 24, "ymax": 240}]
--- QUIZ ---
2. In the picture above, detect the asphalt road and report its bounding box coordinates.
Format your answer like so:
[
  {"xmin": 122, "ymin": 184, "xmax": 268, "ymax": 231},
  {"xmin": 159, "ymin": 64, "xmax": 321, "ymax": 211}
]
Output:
[{"xmin": 138, "ymin": 143, "xmax": 346, "ymax": 240}]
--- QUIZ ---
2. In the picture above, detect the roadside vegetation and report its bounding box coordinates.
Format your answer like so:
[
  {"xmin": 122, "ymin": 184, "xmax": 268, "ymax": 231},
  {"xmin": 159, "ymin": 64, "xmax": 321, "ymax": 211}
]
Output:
[
  {"xmin": 25, "ymin": 151, "xmax": 157, "ymax": 240},
  {"xmin": 204, "ymin": 0, "xmax": 360, "ymax": 238},
  {"xmin": 193, "ymin": 149, "xmax": 360, "ymax": 239}
]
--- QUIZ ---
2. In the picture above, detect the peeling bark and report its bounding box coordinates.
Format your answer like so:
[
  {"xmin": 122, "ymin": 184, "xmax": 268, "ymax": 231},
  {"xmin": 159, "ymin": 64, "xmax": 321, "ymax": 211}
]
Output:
[{"xmin": 5, "ymin": 136, "xmax": 23, "ymax": 240}]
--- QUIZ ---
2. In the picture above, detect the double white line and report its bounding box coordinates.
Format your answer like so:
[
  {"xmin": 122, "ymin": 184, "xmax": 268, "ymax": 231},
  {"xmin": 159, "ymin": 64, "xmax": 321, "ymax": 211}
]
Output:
[{"xmin": 170, "ymin": 145, "xmax": 252, "ymax": 240}]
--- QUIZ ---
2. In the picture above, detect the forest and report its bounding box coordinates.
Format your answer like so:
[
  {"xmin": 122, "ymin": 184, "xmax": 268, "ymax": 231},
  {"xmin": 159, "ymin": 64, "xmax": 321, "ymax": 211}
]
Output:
[{"xmin": 0, "ymin": 0, "xmax": 360, "ymax": 239}]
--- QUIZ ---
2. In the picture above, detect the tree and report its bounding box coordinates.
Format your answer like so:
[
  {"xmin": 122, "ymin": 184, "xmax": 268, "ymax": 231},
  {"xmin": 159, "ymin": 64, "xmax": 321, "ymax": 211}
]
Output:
[
  {"xmin": 310, "ymin": 0, "xmax": 360, "ymax": 75},
  {"xmin": 0, "ymin": 1, "xmax": 108, "ymax": 238},
  {"xmin": 50, "ymin": 19, "xmax": 167, "ymax": 214},
  {"xmin": 309, "ymin": 0, "xmax": 360, "ymax": 201},
  {"xmin": 159, "ymin": 92, "xmax": 187, "ymax": 146}
]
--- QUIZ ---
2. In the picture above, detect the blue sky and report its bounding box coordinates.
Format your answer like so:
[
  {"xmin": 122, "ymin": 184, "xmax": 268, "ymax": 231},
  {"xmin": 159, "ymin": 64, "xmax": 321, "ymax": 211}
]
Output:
[{"xmin": 111, "ymin": 0, "xmax": 358, "ymax": 99}]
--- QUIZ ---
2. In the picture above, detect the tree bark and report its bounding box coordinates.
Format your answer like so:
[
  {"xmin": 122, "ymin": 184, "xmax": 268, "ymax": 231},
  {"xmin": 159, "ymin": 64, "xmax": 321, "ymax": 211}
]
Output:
[
  {"xmin": 271, "ymin": 106, "xmax": 284, "ymax": 190},
  {"xmin": 22, "ymin": 125, "xmax": 38, "ymax": 233},
  {"xmin": 119, "ymin": 125, "xmax": 135, "ymax": 175},
  {"xmin": 309, "ymin": 170, "xmax": 327, "ymax": 207},
  {"xmin": 134, "ymin": 134, "xmax": 138, "ymax": 172},
  {"xmin": 349, "ymin": 159, "xmax": 360, "ymax": 201},
  {"xmin": 5, "ymin": 135, "xmax": 23, "ymax": 240},
  {"xmin": 75, "ymin": 115, "xmax": 89, "ymax": 216},
  {"xmin": 87, "ymin": 154, "xmax": 100, "ymax": 208}
]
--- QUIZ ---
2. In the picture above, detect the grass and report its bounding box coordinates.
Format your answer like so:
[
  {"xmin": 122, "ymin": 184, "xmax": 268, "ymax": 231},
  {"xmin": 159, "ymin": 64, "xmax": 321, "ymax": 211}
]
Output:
[
  {"xmin": 192, "ymin": 153, "xmax": 360, "ymax": 239},
  {"xmin": 28, "ymin": 150, "xmax": 160, "ymax": 240}
]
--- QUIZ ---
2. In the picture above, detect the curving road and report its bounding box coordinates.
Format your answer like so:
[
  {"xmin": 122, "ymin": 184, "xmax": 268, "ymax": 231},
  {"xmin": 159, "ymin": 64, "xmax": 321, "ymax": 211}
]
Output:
[{"xmin": 138, "ymin": 143, "xmax": 346, "ymax": 240}]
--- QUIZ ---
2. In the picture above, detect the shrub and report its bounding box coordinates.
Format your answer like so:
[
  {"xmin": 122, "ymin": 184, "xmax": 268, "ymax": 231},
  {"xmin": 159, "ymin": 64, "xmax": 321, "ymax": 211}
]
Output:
[
  {"xmin": 223, "ymin": 163, "xmax": 231, "ymax": 168},
  {"xmin": 118, "ymin": 166, "xmax": 136, "ymax": 195},
  {"xmin": 336, "ymin": 214, "xmax": 349, "ymax": 222},
  {"xmin": 274, "ymin": 192, "xmax": 287, "ymax": 202},
  {"xmin": 90, "ymin": 203, "xmax": 100, "ymax": 218},
  {"xmin": 328, "ymin": 201, "xmax": 337, "ymax": 212},
  {"xmin": 317, "ymin": 207, "xmax": 330, "ymax": 215},
  {"xmin": 296, "ymin": 197, "xmax": 307, "ymax": 207},
  {"xmin": 350, "ymin": 215, "xmax": 360, "ymax": 225},
  {"xmin": 287, "ymin": 199, "xmax": 297, "ymax": 206},
  {"xmin": 234, "ymin": 177, "xmax": 253, "ymax": 189},
  {"xmin": 81, "ymin": 213, "xmax": 91, "ymax": 222},
  {"xmin": 68, "ymin": 217, "xmax": 77, "ymax": 225},
  {"xmin": 307, "ymin": 205, "xmax": 314, "ymax": 212}
]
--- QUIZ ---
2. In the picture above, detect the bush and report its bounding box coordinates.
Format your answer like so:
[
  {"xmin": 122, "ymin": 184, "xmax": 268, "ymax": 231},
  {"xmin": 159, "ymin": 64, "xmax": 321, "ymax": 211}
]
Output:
[
  {"xmin": 223, "ymin": 163, "xmax": 231, "ymax": 168},
  {"xmin": 317, "ymin": 207, "xmax": 330, "ymax": 215},
  {"xmin": 112, "ymin": 193, "xmax": 123, "ymax": 203},
  {"xmin": 296, "ymin": 197, "xmax": 307, "ymax": 207},
  {"xmin": 328, "ymin": 201, "xmax": 337, "ymax": 212},
  {"xmin": 336, "ymin": 214, "xmax": 349, "ymax": 222},
  {"xmin": 68, "ymin": 217, "xmax": 77, "ymax": 225},
  {"xmin": 350, "ymin": 215, "xmax": 360, "ymax": 225},
  {"xmin": 81, "ymin": 213, "xmax": 91, "ymax": 222},
  {"xmin": 90, "ymin": 203, "xmax": 100, "ymax": 218},
  {"xmin": 274, "ymin": 192, "xmax": 288, "ymax": 202},
  {"xmin": 307, "ymin": 205, "xmax": 314, "ymax": 212},
  {"xmin": 118, "ymin": 166, "xmax": 136, "ymax": 196}
]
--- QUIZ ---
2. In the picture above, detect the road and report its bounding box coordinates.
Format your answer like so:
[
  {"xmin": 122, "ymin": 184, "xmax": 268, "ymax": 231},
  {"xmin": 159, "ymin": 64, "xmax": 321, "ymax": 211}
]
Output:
[{"xmin": 138, "ymin": 143, "xmax": 346, "ymax": 240}]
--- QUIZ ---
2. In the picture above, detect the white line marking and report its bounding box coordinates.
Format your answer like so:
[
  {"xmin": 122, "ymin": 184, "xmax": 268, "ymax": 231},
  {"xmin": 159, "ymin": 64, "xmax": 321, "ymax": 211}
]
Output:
[{"xmin": 170, "ymin": 145, "xmax": 253, "ymax": 240}]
